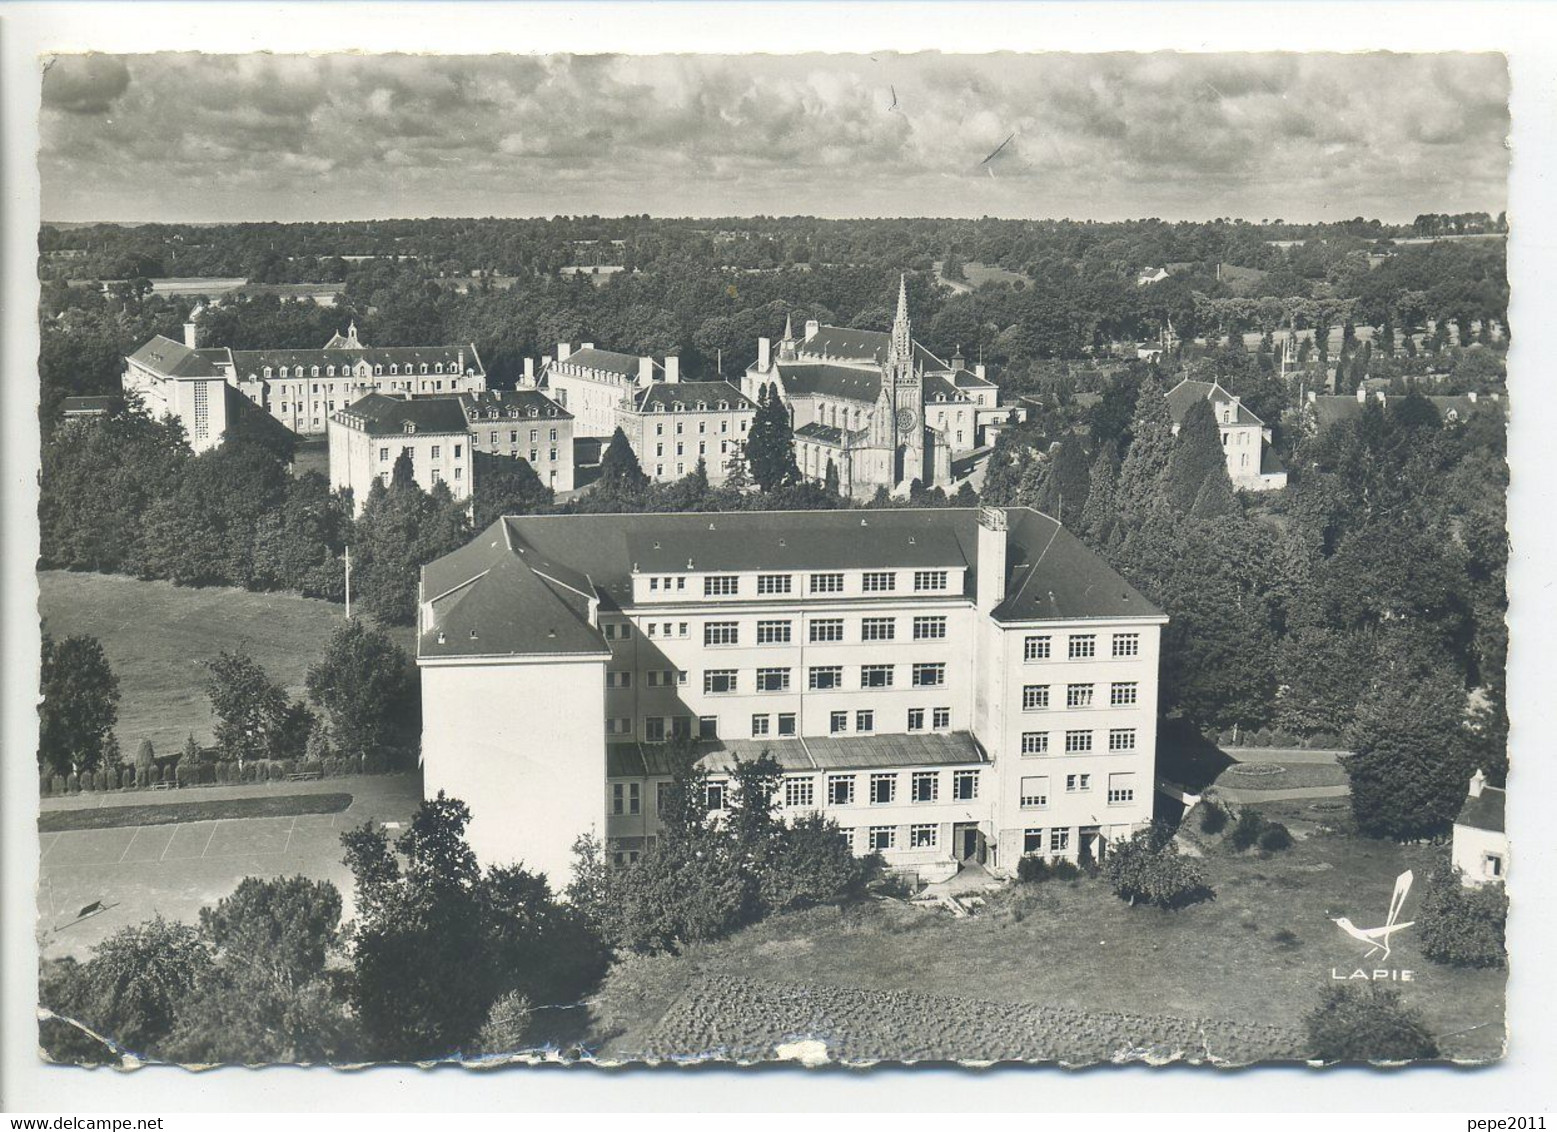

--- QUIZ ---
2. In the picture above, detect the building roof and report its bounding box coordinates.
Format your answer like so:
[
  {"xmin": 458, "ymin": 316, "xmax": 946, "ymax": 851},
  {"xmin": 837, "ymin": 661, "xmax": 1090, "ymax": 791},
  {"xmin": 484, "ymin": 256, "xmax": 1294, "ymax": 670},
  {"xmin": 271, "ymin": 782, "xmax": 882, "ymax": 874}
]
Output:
[
  {"xmin": 1309, "ymin": 393, "xmax": 1506, "ymax": 432},
  {"xmin": 232, "ymin": 344, "xmax": 481, "ymax": 378},
  {"xmin": 772, "ymin": 362, "xmax": 883, "ymax": 404},
  {"xmin": 127, "ymin": 335, "xmax": 227, "ymax": 379},
  {"xmin": 923, "ymin": 374, "xmax": 974, "ymax": 404},
  {"xmin": 605, "ymin": 730, "xmax": 987, "ymax": 778},
  {"xmin": 418, "ymin": 507, "xmax": 1164, "ymax": 662},
  {"xmin": 552, "ymin": 346, "xmax": 654, "ymax": 379},
  {"xmin": 1456, "ymin": 786, "xmax": 1505, "ymax": 833},
  {"xmin": 630, "ymin": 381, "xmax": 754, "ymax": 413},
  {"xmin": 795, "ymin": 421, "xmax": 848, "ymax": 446},
  {"xmin": 1166, "ymin": 379, "xmax": 1264, "ymax": 427},
  {"xmin": 60, "ymin": 395, "xmax": 121, "ymax": 415},
  {"xmin": 334, "ymin": 392, "xmax": 471, "ymax": 436},
  {"xmin": 458, "ymin": 389, "xmax": 571, "ymax": 422},
  {"xmin": 950, "ymin": 368, "xmax": 996, "ymax": 390},
  {"xmin": 795, "ymin": 325, "xmax": 944, "ymax": 371}
]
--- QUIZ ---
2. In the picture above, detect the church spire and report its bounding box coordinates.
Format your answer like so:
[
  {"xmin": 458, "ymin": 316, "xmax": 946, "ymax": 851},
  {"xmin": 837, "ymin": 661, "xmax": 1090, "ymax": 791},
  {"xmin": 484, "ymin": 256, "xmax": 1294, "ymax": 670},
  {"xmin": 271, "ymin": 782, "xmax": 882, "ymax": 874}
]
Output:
[
  {"xmin": 890, "ymin": 273, "xmax": 912, "ymax": 363},
  {"xmin": 782, "ymin": 313, "xmax": 794, "ymax": 342}
]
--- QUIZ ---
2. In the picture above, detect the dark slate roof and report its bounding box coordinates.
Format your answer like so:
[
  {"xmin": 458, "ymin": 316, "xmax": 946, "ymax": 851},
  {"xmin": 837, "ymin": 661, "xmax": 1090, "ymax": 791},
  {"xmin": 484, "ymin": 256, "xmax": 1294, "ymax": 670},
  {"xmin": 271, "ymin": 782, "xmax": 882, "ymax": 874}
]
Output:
[
  {"xmin": 335, "ymin": 393, "xmax": 471, "ymax": 436},
  {"xmin": 631, "ymin": 381, "xmax": 754, "ymax": 413},
  {"xmin": 950, "ymin": 368, "xmax": 996, "ymax": 389},
  {"xmin": 1308, "ymin": 393, "xmax": 1506, "ymax": 432},
  {"xmin": 1456, "ymin": 786, "xmax": 1505, "ymax": 833},
  {"xmin": 60, "ymin": 395, "xmax": 121, "ymax": 414},
  {"xmin": 795, "ymin": 325, "xmax": 944, "ymax": 370},
  {"xmin": 554, "ymin": 346, "xmax": 653, "ymax": 379},
  {"xmin": 232, "ymin": 344, "xmax": 481, "ymax": 378},
  {"xmin": 990, "ymin": 508, "xmax": 1161, "ymax": 623},
  {"xmin": 773, "ymin": 362, "xmax": 882, "ymax": 404},
  {"xmin": 458, "ymin": 389, "xmax": 571, "ymax": 421},
  {"xmin": 923, "ymin": 374, "xmax": 974, "ymax": 403},
  {"xmin": 127, "ymin": 335, "xmax": 226, "ymax": 379},
  {"xmin": 1166, "ymin": 379, "xmax": 1264, "ymax": 427},
  {"xmin": 605, "ymin": 730, "xmax": 987, "ymax": 778},
  {"xmin": 795, "ymin": 422, "xmax": 846, "ymax": 445}
]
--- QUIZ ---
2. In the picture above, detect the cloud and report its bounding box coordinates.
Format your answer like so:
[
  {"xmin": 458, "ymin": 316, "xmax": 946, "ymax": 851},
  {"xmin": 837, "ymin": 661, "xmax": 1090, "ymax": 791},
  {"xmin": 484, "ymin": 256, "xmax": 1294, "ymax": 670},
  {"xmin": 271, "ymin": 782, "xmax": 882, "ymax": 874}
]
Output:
[{"xmin": 39, "ymin": 52, "xmax": 1510, "ymax": 223}]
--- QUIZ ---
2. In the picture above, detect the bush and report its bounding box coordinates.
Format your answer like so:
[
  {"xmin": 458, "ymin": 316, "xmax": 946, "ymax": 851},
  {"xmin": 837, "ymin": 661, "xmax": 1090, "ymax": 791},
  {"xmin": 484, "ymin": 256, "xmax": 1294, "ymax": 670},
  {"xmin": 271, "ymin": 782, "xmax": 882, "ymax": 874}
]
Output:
[
  {"xmin": 1199, "ymin": 801, "xmax": 1229, "ymax": 835},
  {"xmin": 1016, "ymin": 855, "xmax": 1050, "ymax": 884},
  {"xmin": 53, "ymin": 773, "xmax": 67, "ymax": 795},
  {"xmin": 1050, "ymin": 857, "xmax": 1083, "ymax": 881},
  {"xmin": 1251, "ymin": 728, "xmax": 1274, "ymax": 748},
  {"xmin": 1304, "ymin": 983, "xmax": 1439, "ymax": 1063},
  {"xmin": 40, "ymin": 774, "xmax": 53, "ymax": 797},
  {"xmin": 1229, "ymin": 809, "xmax": 1268, "ymax": 851},
  {"xmin": 148, "ymin": 765, "xmax": 161, "ymax": 786},
  {"xmin": 302, "ymin": 759, "xmax": 323, "ymax": 777},
  {"xmin": 363, "ymin": 752, "xmax": 387, "ymax": 775},
  {"xmin": 1418, "ymin": 867, "xmax": 1507, "ymax": 968},
  {"xmin": 1103, "ymin": 825, "xmax": 1213, "ymax": 909},
  {"xmin": 1258, "ymin": 823, "xmax": 1294, "ymax": 852},
  {"xmin": 175, "ymin": 763, "xmax": 194, "ymax": 788},
  {"xmin": 67, "ymin": 772, "xmax": 80, "ymax": 793},
  {"xmin": 475, "ymin": 990, "xmax": 533, "ymax": 1056}
]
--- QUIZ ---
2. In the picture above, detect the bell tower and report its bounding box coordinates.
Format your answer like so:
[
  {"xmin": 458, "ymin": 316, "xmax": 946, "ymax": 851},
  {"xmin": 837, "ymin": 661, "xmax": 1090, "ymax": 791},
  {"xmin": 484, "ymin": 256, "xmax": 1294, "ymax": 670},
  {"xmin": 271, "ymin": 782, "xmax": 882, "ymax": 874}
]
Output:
[{"xmin": 885, "ymin": 274, "xmax": 924, "ymax": 484}]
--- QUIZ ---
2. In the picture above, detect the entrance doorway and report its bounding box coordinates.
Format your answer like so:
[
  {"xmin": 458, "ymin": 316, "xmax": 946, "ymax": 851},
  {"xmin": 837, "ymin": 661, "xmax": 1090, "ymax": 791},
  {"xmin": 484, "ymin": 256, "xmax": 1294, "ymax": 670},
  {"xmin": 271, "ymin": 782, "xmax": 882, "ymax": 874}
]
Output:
[
  {"xmin": 953, "ymin": 823, "xmax": 985, "ymax": 863},
  {"xmin": 1079, "ymin": 826, "xmax": 1104, "ymax": 865}
]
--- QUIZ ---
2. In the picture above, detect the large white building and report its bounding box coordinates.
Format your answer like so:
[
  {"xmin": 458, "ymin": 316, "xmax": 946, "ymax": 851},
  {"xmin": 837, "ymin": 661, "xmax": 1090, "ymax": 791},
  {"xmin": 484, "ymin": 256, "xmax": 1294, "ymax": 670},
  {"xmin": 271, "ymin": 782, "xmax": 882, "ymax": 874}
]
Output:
[
  {"xmin": 544, "ymin": 344, "xmax": 678, "ymax": 439},
  {"xmin": 417, "ymin": 506, "xmax": 1166, "ymax": 885},
  {"xmin": 614, "ymin": 380, "xmax": 756, "ymax": 485},
  {"xmin": 1165, "ymin": 379, "xmax": 1287, "ymax": 492},
  {"xmin": 123, "ymin": 319, "xmax": 487, "ymax": 452},
  {"xmin": 328, "ymin": 393, "xmax": 474, "ymax": 512}
]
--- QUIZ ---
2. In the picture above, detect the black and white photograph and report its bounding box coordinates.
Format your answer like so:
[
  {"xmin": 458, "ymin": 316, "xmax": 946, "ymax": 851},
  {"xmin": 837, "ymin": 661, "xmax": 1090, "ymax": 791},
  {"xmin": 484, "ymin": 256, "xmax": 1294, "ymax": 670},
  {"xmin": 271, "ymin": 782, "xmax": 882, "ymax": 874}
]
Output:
[{"xmin": 1, "ymin": 3, "xmax": 1550, "ymax": 1117}]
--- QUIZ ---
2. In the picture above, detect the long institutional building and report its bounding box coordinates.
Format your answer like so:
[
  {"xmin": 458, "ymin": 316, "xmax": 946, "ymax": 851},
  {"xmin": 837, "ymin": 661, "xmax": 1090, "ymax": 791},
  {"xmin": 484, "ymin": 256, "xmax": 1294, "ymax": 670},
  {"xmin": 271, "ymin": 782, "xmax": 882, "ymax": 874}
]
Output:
[{"xmin": 418, "ymin": 506, "xmax": 1166, "ymax": 885}]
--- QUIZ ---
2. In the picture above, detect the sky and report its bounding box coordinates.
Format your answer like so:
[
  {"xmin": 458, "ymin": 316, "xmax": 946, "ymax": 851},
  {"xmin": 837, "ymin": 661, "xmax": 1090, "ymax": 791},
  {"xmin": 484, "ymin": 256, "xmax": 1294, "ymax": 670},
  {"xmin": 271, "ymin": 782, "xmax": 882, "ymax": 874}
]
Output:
[{"xmin": 39, "ymin": 51, "xmax": 1510, "ymax": 224}]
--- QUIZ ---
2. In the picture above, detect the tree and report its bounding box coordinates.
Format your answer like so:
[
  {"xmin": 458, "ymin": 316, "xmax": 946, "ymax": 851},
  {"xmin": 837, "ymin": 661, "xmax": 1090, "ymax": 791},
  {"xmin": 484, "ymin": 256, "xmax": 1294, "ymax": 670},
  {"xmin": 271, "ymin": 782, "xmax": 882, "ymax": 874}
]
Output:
[
  {"xmin": 351, "ymin": 475, "xmax": 472, "ymax": 626},
  {"xmin": 1034, "ymin": 439, "xmax": 1092, "ymax": 528},
  {"xmin": 596, "ymin": 427, "xmax": 648, "ymax": 501},
  {"xmin": 305, "ymin": 619, "xmax": 420, "ymax": 766},
  {"xmin": 38, "ymin": 634, "xmax": 120, "ymax": 776},
  {"xmin": 205, "ymin": 650, "xmax": 291, "ymax": 764},
  {"xmin": 471, "ymin": 451, "xmax": 553, "ymax": 528},
  {"xmin": 1078, "ymin": 438, "xmax": 1121, "ymax": 538},
  {"xmin": 1417, "ymin": 864, "xmax": 1507, "ymax": 968},
  {"xmin": 59, "ymin": 917, "xmax": 211, "ymax": 1054},
  {"xmin": 1113, "ymin": 381, "xmax": 1175, "ymax": 519},
  {"xmin": 1103, "ymin": 824, "xmax": 1212, "ymax": 909},
  {"xmin": 746, "ymin": 384, "xmax": 800, "ymax": 492},
  {"xmin": 1304, "ymin": 984, "xmax": 1439, "ymax": 1063},
  {"xmin": 1164, "ymin": 398, "xmax": 1232, "ymax": 515}
]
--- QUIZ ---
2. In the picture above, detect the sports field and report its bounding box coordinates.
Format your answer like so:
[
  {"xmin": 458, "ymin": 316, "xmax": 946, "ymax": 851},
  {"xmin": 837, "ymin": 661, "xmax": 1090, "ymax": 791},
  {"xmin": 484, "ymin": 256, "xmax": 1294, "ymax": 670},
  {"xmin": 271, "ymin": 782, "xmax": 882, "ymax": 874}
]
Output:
[{"xmin": 37, "ymin": 773, "xmax": 422, "ymax": 961}]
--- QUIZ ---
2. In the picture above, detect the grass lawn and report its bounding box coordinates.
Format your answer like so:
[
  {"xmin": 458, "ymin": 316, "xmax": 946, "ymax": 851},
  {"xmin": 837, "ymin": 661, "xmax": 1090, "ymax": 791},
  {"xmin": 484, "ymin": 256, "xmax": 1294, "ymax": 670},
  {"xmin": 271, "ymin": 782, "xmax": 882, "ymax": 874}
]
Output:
[
  {"xmin": 1216, "ymin": 762, "xmax": 1350, "ymax": 791},
  {"xmin": 586, "ymin": 830, "xmax": 1505, "ymax": 1065},
  {"xmin": 39, "ymin": 792, "xmax": 353, "ymax": 833},
  {"xmin": 37, "ymin": 570, "xmax": 416, "ymax": 757}
]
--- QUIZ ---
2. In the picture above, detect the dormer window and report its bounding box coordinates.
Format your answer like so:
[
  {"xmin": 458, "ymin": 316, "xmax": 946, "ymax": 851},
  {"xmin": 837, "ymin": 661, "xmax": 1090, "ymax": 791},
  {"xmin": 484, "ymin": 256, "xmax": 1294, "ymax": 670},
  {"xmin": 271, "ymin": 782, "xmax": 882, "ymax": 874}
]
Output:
[
  {"xmin": 263, "ymin": 367, "xmax": 273, "ymax": 379},
  {"xmin": 374, "ymin": 364, "xmax": 383, "ymax": 375},
  {"xmin": 421, "ymin": 364, "xmax": 429, "ymax": 374},
  {"xmin": 403, "ymin": 422, "xmax": 416, "ymax": 434},
  {"xmin": 311, "ymin": 366, "xmax": 320, "ymax": 377}
]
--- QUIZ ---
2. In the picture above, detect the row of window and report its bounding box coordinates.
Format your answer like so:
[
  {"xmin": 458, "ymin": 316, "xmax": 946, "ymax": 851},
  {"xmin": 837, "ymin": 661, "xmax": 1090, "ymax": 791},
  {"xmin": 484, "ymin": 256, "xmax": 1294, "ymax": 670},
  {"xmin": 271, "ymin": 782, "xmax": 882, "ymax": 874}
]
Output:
[
  {"xmin": 608, "ymin": 769, "xmax": 982, "ymax": 817},
  {"xmin": 484, "ymin": 428, "xmax": 559, "ymax": 444},
  {"xmin": 673, "ymin": 663, "xmax": 947, "ymax": 694},
  {"xmin": 696, "ymin": 616, "xmax": 949, "ymax": 645},
  {"xmin": 655, "ymin": 440, "xmax": 731, "ymax": 459},
  {"xmin": 259, "ymin": 360, "xmax": 468, "ymax": 380},
  {"xmin": 1018, "ymin": 771, "xmax": 1137, "ymax": 809},
  {"xmin": 1021, "ymin": 728, "xmax": 1137, "ymax": 755},
  {"xmin": 1022, "ymin": 682, "xmax": 1138, "ymax": 710},
  {"xmin": 604, "ymin": 706, "xmax": 955, "ymax": 741},
  {"xmin": 379, "ymin": 444, "xmax": 463, "ymax": 462},
  {"xmin": 1024, "ymin": 632, "xmax": 1140, "ymax": 661},
  {"xmin": 673, "ymin": 570, "xmax": 954, "ymax": 599},
  {"xmin": 652, "ymin": 418, "xmax": 739, "ymax": 435}
]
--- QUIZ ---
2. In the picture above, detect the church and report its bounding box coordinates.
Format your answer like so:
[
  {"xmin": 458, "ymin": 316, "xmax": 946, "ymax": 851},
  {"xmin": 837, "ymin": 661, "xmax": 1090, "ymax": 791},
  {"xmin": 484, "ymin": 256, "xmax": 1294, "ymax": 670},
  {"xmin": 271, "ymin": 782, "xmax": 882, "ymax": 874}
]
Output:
[{"xmin": 742, "ymin": 276, "xmax": 1000, "ymax": 498}]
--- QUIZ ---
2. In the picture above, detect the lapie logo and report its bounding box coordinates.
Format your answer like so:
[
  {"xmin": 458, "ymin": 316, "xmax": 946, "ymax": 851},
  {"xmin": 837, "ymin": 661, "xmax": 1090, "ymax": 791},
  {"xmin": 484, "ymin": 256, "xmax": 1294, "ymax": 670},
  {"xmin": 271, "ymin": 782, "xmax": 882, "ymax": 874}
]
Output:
[{"xmin": 1330, "ymin": 870, "xmax": 1417, "ymax": 982}]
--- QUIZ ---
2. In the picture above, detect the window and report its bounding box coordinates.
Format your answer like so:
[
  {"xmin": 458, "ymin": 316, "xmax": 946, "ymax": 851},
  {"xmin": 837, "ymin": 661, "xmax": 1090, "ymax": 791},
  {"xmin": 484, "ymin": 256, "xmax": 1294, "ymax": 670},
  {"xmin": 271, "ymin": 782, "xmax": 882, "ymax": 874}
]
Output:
[
  {"xmin": 868, "ymin": 826, "xmax": 896, "ymax": 851},
  {"xmin": 1023, "ymin": 685, "xmax": 1051, "ymax": 711},
  {"xmin": 1483, "ymin": 853, "xmax": 1505, "ymax": 880},
  {"xmin": 378, "ymin": 447, "xmax": 389, "ymax": 462},
  {"xmin": 606, "ymin": 671, "xmax": 632, "ymax": 689},
  {"xmin": 704, "ymin": 575, "xmax": 738, "ymax": 597},
  {"xmin": 654, "ymin": 780, "xmax": 672, "ymax": 815},
  {"xmin": 913, "ymin": 616, "xmax": 947, "ymax": 640},
  {"xmin": 706, "ymin": 782, "xmax": 727, "ymax": 811},
  {"xmin": 860, "ymin": 664, "xmax": 894, "ymax": 688},
  {"xmin": 704, "ymin": 622, "xmax": 739, "ymax": 646},
  {"xmin": 1021, "ymin": 732, "xmax": 1050, "ymax": 756},
  {"xmin": 913, "ymin": 570, "xmax": 949, "ymax": 592},
  {"xmin": 911, "ymin": 772, "xmax": 939, "ymax": 803},
  {"xmin": 431, "ymin": 445, "xmax": 442, "ymax": 459},
  {"xmin": 953, "ymin": 770, "xmax": 979, "ymax": 800},
  {"xmin": 861, "ymin": 617, "xmax": 895, "ymax": 641},
  {"xmin": 751, "ymin": 714, "xmax": 770, "ymax": 737},
  {"xmin": 1024, "ymin": 635, "xmax": 1052, "ymax": 661},
  {"xmin": 1023, "ymin": 829, "xmax": 1046, "ymax": 854},
  {"xmin": 809, "ymin": 619, "xmax": 847, "ymax": 647},
  {"xmin": 1112, "ymin": 632, "xmax": 1141, "ymax": 658},
  {"xmin": 856, "ymin": 709, "xmax": 874, "ymax": 732},
  {"xmin": 1020, "ymin": 776, "xmax": 1050, "ymax": 809},
  {"xmin": 644, "ymin": 717, "xmax": 665, "ymax": 742},
  {"xmin": 1065, "ymin": 730, "xmax": 1093, "ymax": 753},
  {"xmin": 757, "ymin": 574, "xmax": 792, "ymax": 595},
  {"xmin": 933, "ymin": 707, "xmax": 950, "ymax": 730},
  {"xmin": 756, "ymin": 667, "xmax": 791, "ymax": 693},
  {"xmin": 808, "ymin": 666, "xmax": 843, "ymax": 690},
  {"xmin": 828, "ymin": 775, "xmax": 855, "ymax": 806},
  {"xmin": 671, "ymin": 717, "xmax": 692, "ymax": 739},
  {"xmin": 704, "ymin": 670, "xmax": 737, "ymax": 694},
  {"xmin": 829, "ymin": 710, "xmax": 848, "ymax": 734},
  {"xmin": 810, "ymin": 572, "xmax": 843, "ymax": 593},
  {"xmin": 1108, "ymin": 728, "xmax": 1137, "ymax": 752},
  {"xmin": 611, "ymin": 782, "xmax": 641, "ymax": 816},
  {"xmin": 907, "ymin": 708, "xmax": 926, "ymax": 732},
  {"xmin": 1066, "ymin": 773, "xmax": 1092, "ymax": 793},
  {"xmin": 912, "ymin": 663, "xmax": 945, "ymax": 687},
  {"xmin": 1050, "ymin": 828, "xmax": 1071, "ymax": 853},
  {"xmin": 1066, "ymin": 684, "xmax": 1095, "ymax": 709},
  {"xmin": 870, "ymin": 774, "xmax": 896, "ymax": 805},
  {"xmin": 1068, "ymin": 635, "xmax": 1097, "ymax": 659},
  {"xmin": 454, "ymin": 444, "xmax": 462, "ymax": 459},
  {"xmin": 862, "ymin": 571, "xmax": 896, "ymax": 592},
  {"xmin": 1108, "ymin": 773, "xmax": 1137, "ymax": 805},
  {"xmin": 909, "ymin": 824, "xmax": 938, "ymax": 849},
  {"xmin": 784, "ymin": 778, "xmax": 815, "ymax": 808},
  {"xmin": 1110, "ymin": 682, "xmax": 1139, "ymax": 707},
  {"xmin": 756, "ymin": 620, "xmax": 792, "ymax": 644},
  {"xmin": 777, "ymin": 712, "xmax": 797, "ymax": 736},
  {"xmin": 699, "ymin": 716, "xmax": 718, "ymax": 740},
  {"xmin": 606, "ymin": 718, "xmax": 632, "ymax": 736}
]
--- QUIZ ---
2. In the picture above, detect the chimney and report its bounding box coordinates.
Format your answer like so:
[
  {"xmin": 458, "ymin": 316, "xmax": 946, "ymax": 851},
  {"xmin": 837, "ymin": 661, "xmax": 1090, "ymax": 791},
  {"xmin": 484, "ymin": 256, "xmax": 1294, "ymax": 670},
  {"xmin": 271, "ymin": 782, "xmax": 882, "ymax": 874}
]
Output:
[
  {"xmin": 1467, "ymin": 390, "xmax": 1478, "ymax": 403},
  {"xmin": 805, "ymin": 319, "xmax": 820, "ymax": 341},
  {"xmin": 557, "ymin": 342, "xmax": 572, "ymax": 363},
  {"xmin": 758, "ymin": 336, "xmax": 771, "ymax": 372},
  {"xmin": 975, "ymin": 363, "xmax": 987, "ymax": 381},
  {"xmin": 1306, "ymin": 390, "xmax": 1317, "ymax": 404},
  {"xmin": 458, "ymin": 347, "xmax": 465, "ymax": 374},
  {"xmin": 1469, "ymin": 768, "xmax": 1487, "ymax": 798},
  {"xmin": 664, "ymin": 356, "xmax": 680, "ymax": 384},
  {"xmin": 523, "ymin": 357, "xmax": 535, "ymax": 385},
  {"xmin": 976, "ymin": 506, "xmax": 1008, "ymax": 615},
  {"xmin": 1356, "ymin": 386, "xmax": 1367, "ymax": 404},
  {"xmin": 183, "ymin": 321, "xmax": 198, "ymax": 349},
  {"xmin": 582, "ymin": 342, "xmax": 595, "ymax": 352},
  {"xmin": 1375, "ymin": 391, "xmax": 1387, "ymax": 406},
  {"xmin": 638, "ymin": 356, "xmax": 655, "ymax": 387}
]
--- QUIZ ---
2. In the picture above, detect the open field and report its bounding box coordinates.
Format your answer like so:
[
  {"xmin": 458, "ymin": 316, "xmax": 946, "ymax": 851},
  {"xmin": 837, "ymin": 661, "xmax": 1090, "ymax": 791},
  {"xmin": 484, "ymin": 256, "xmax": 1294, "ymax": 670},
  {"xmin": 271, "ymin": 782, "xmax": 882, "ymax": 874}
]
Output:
[
  {"xmin": 37, "ymin": 773, "xmax": 422, "ymax": 961},
  {"xmin": 587, "ymin": 831, "xmax": 1505, "ymax": 1064},
  {"xmin": 37, "ymin": 570, "xmax": 415, "ymax": 757}
]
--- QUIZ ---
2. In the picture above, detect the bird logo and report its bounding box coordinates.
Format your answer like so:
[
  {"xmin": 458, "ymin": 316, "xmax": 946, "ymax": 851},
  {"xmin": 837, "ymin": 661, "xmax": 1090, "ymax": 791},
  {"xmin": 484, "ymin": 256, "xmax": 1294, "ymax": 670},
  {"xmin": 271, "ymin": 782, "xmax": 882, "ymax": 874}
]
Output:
[{"xmin": 1332, "ymin": 871, "xmax": 1415, "ymax": 962}]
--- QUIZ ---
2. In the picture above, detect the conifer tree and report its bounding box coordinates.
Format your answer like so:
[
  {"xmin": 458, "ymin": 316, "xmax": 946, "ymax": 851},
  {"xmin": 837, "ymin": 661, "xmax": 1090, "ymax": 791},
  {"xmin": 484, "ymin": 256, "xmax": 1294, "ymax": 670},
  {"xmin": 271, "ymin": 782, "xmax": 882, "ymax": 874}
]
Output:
[
  {"xmin": 1079, "ymin": 438, "xmax": 1121, "ymax": 538},
  {"xmin": 1165, "ymin": 398, "xmax": 1232, "ymax": 515},
  {"xmin": 1114, "ymin": 382, "xmax": 1175, "ymax": 521},
  {"xmin": 597, "ymin": 427, "xmax": 648, "ymax": 501}
]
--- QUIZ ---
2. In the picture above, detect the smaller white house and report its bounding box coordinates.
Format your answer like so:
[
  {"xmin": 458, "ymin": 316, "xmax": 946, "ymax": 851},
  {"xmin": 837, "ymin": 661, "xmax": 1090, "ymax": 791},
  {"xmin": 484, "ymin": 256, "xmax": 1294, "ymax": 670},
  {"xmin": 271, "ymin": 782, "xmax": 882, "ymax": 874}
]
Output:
[
  {"xmin": 1165, "ymin": 379, "xmax": 1287, "ymax": 492},
  {"xmin": 329, "ymin": 393, "xmax": 473, "ymax": 514},
  {"xmin": 1451, "ymin": 769, "xmax": 1508, "ymax": 887}
]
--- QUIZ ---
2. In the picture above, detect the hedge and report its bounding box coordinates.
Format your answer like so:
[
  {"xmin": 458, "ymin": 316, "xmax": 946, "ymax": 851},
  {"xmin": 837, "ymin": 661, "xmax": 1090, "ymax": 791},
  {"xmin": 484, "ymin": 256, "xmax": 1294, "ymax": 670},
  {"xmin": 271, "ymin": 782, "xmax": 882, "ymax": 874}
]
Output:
[{"xmin": 41, "ymin": 750, "xmax": 394, "ymax": 795}]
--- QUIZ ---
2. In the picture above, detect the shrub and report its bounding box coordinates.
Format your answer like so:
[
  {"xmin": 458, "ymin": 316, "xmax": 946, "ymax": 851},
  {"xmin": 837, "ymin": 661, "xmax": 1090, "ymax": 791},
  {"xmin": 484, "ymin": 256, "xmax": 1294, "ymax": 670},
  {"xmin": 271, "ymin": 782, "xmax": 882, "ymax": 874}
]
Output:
[
  {"xmin": 1104, "ymin": 825, "xmax": 1213, "ymax": 909},
  {"xmin": 1270, "ymin": 729, "xmax": 1296, "ymax": 748},
  {"xmin": 1050, "ymin": 858, "xmax": 1083, "ymax": 881},
  {"xmin": 1016, "ymin": 855, "xmax": 1050, "ymax": 884},
  {"xmin": 52, "ymin": 773, "xmax": 67, "ymax": 794},
  {"xmin": 123, "ymin": 765, "xmax": 136, "ymax": 788},
  {"xmin": 1229, "ymin": 809, "xmax": 1268, "ymax": 851},
  {"xmin": 1258, "ymin": 823, "xmax": 1294, "ymax": 852},
  {"xmin": 1304, "ymin": 983, "xmax": 1439, "ymax": 1063},
  {"xmin": 1418, "ymin": 867, "xmax": 1507, "ymax": 968},
  {"xmin": 175, "ymin": 762, "xmax": 194, "ymax": 788},
  {"xmin": 67, "ymin": 772, "xmax": 80, "ymax": 793},
  {"xmin": 1199, "ymin": 801, "xmax": 1229, "ymax": 835},
  {"xmin": 302, "ymin": 759, "xmax": 323, "ymax": 777},
  {"xmin": 1251, "ymin": 728, "xmax": 1274, "ymax": 748},
  {"xmin": 148, "ymin": 766, "xmax": 161, "ymax": 786},
  {"xmin": 40, "ymin": 774, "xmax": 52, "ymax": 797},
  {"xmin": 475, "ymin": 990, "xmax": 533, "ymax": 1056},
  {"xmin": 363, "ymin": 752, "xmax": 387, "ymax": 775}
]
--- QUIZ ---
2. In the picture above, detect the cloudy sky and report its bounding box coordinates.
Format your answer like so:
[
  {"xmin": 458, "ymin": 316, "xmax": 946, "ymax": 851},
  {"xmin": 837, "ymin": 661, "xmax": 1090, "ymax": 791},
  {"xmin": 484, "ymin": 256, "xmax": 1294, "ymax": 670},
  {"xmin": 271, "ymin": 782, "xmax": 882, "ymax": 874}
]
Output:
[{"xmin": 40, "ymin": 51, "xmax": 1509, "ymax": 223}]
